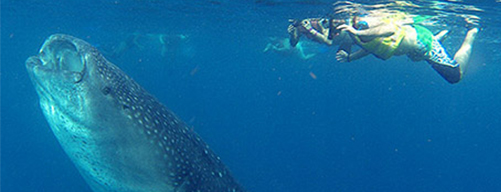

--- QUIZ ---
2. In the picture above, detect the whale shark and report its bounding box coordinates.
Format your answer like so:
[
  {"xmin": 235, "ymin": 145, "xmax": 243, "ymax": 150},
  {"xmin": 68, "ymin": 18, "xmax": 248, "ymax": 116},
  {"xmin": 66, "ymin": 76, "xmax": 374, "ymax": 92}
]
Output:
[{"xmin": 26, "ymin": 34, "xmax": 246, "ymax": 192}]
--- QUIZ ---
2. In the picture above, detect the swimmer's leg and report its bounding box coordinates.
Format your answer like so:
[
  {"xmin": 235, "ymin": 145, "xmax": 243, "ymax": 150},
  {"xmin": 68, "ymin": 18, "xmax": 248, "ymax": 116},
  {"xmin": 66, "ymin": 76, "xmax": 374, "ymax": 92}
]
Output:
[
  {"xmin": 159, "ymin": 34, "xmax": 168, "ymax": 57},
  {"xmin": 428, "ymin": 28, "xmax": 478, "ymax": 84},
  {"xmin": 161, "ymin": 46, "xmax": 167, "ymax": 57},
  {"xmin": 454, "ymin": 28, "xmax": 479, "ymax": 75},
  {"xmin": 263, "ymin": 43, "xmax": 272, "ymax": 52},
  {"xmin": 296, "ymin": 44, "xmax": 315, "ymax": 60},
  {"xmin": 303, "ymin": 53, "xmax": 316, "ymax": 60},
  {"xmin": 427, "ymin": 39, "xmax": 461, "ymax": 83},
  {"xmin": 430, "ymin": 62, "xmax": 461, "ymax": 84},
  {"xmin": 112, "ymin": 41, "xmax": 128, "ymax": 57},
  {"xmin": 132, "ymin": 34, "xmax": 145, "ymax": 50},
  {"xmin": 434, "ymin": 30, "xmax": 449, "ymax": 42},
  {"xmin": 296, "ymin": 45, "xmax": 307, "ymax": 59}
]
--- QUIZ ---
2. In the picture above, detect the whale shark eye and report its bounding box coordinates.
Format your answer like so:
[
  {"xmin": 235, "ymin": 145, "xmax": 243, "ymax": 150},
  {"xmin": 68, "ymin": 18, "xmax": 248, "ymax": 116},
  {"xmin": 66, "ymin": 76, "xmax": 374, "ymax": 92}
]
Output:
[
  {"xmin": 73, "ymin": 72, "xmax": 84, "ymax": 83},
  {"xmin": 101, "ymin": 86, "xmax": 111, "ymax": 95}
]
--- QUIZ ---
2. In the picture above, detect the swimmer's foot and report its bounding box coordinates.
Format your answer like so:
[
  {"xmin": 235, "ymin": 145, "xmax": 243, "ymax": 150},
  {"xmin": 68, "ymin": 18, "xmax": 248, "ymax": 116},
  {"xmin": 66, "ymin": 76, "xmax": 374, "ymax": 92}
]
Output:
[
  {"xmin": 434, "ymin": 30, "xmax": 449, "ymax": 42},
  {"xmin": 464, "ymin": 16, "xmax": 481, "ymax": 30},
  {"xmin": 466, "ymin": 27, "xmax": 479, "ymax": 43},
  {"xmin": 465, "ymin": 22, "xmax": 480, "ymax": 31},
  {"xmin": 263, "ymin": 44, "xmax": 271, "ymax": 52}
]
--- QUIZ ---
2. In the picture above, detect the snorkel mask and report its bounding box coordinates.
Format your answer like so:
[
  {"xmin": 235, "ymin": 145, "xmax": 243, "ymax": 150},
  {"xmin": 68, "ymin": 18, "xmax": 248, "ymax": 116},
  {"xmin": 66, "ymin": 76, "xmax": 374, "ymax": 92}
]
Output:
[{"xmin": 352, "ymin": 15, "xmax": 369, "ymax": 30}]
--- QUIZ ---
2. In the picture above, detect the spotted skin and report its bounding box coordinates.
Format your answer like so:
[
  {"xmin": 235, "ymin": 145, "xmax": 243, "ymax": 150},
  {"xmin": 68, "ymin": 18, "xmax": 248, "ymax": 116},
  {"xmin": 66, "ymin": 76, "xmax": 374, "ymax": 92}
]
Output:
[{"xmin": 26, "ymin": 34, "xmax": 245, "ymax": 192}]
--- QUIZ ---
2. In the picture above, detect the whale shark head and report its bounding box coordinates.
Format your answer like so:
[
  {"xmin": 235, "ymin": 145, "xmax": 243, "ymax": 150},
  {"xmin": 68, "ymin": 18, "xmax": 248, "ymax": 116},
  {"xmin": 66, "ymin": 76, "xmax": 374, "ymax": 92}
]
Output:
[
  {"xmin": 26, "ymin": 34, "xmax": 142, "ymax": 131},
  {"xmin": 26, "ymin": 34, "xmax": 245, "ymax": 192},
  {"xmin": 26, "ymin": 34, "xmax": 164, "ymax": 191},
  {"xmin": 27, "ymin": 35, "xmax": 90, "ymax": 119}
]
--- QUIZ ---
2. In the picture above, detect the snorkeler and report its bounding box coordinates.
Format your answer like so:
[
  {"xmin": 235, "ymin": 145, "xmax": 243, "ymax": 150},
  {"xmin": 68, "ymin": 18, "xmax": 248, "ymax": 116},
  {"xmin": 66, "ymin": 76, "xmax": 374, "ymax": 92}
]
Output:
[
  {"xmin": 333, "ymin": 13, "xmax": 479, "ymax": 84},
  {"xmin": 287, "ymin": 18, "xmax": 352, "ymax": 47},
  {"xmin": 287, "ymin": 17, "xmax": 355, "ymax": 62},
  {"xmin": 263, "ymin": 37, "xmax": 317, "ymax": 60},
  {"xmin": 106, "ymin": 32, "xmax": 190, "ymax": 58}
]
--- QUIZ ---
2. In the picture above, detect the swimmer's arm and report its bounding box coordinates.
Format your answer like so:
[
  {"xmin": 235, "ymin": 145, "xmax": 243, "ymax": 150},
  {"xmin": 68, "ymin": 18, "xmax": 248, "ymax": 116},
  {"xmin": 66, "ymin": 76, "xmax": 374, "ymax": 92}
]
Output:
[
  {"xmin": 337, "ymin": 41, "xmax": 352, "ymax": 54},
  {"xmin": 336, "ymin": 48, "xmax": 370, "ymax": 62},
  {"xmin": 336, "ymin": 41, "xmax": 370, "ymax": 62},
  {"xmin": 301, "ymin": 22, "xmax": 332, "ymax": 45},
  {"xmin": 337, "ymin": 24, "xmax": 394, "ymax": 39},
  {"xmin": 357, "ymin": 24, "xmax": 395, "ymax": 38},
  {"xmin": 314, "ymin": 33, "xmax": 332, "ymax": 45},
  {"xmin": 305, "ymin": 27, "xmax": 332, "ymax": 45},
  {"xmin": 347, "ymin": 49, "xmax": 370, "ymax": 62}
]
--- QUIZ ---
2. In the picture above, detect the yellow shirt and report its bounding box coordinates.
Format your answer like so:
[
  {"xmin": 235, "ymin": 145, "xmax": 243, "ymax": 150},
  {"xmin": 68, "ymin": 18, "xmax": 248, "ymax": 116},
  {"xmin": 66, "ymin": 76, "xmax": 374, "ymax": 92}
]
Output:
[{"xmin": 353, "ymin": 15, "xmax": 406, "ymax": 60}]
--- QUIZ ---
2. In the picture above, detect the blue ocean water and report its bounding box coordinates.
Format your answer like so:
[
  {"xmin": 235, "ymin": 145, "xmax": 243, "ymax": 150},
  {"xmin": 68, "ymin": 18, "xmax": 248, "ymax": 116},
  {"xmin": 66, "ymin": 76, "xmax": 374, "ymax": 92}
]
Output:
[{"xmin": 2, "ymin": 0, "xmax": 501, "ymax": 191}]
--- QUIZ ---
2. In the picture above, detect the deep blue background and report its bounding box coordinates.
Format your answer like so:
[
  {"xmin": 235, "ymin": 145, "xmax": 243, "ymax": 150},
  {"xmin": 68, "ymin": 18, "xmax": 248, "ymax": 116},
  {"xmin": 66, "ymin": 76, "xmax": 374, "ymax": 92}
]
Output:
[{"xmin": 2, "ymin": 0, "xmax": 501, "ymax": 191}]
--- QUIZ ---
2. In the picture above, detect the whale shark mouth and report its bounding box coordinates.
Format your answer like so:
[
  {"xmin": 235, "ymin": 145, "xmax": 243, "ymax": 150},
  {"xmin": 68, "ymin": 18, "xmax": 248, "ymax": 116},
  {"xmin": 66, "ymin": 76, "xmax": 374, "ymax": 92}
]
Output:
[
  {"xmin": 26, "ymin": 36, "xmax": 87, "ymax": 84},
  {"xmin": 40, "ymin": 38, "xmax": 85, "ymax": 73}
]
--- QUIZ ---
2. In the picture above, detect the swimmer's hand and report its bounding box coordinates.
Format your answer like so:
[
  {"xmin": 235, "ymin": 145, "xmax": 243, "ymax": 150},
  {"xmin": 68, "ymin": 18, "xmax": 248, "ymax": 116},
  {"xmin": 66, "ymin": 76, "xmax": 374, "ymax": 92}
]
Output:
[
  {"xmin": 287, "ymin": 24, "xmax": 296, "ymax": 34},
  {"xmin": 288, "ymin": 24, "xmax": 300, "ymax": 47},
  {"xmin": 336, "ymin": 24, "xmax": 358, "ymax": 35},
  {"xmin": 289, "ymin": 19, "xmax": 300, "ymax": 27},
  {"xmin": 336, "ymin": 50, "xmax": 349, "ymax": 62}
]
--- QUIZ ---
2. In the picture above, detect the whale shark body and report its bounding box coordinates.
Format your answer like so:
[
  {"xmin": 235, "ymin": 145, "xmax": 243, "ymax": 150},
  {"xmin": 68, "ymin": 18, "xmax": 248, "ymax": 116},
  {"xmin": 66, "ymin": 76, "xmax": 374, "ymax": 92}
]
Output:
[{"xmin": 26, "ymin": 34, "xmax": 245, "ymax": 192}]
